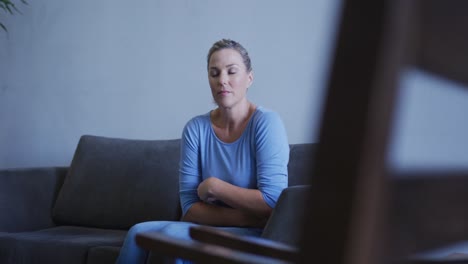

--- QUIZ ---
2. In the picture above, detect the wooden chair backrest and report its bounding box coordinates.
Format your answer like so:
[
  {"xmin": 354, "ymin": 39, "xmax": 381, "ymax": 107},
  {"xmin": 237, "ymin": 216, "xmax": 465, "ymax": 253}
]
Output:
[{"xmin": 298, "ymin": 0, "xmax": 468, "ymax": 263}]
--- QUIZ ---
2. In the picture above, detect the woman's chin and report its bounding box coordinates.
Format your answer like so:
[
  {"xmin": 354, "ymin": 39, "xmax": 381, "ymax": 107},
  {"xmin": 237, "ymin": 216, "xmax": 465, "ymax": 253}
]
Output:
[{"xmin": 214, "ymin": 100, "xmax": 233, "ymax": 109}]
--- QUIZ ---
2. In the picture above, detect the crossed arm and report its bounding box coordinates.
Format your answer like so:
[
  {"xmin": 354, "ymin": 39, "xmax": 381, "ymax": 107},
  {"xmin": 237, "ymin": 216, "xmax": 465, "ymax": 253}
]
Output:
[{"xmin": 181, "ymin": 177, "xmax": 272, "ymax": 228}]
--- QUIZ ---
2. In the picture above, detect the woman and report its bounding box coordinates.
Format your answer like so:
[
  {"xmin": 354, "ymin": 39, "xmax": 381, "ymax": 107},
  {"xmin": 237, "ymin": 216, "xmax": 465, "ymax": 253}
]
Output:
[{"xmin": 116, "ymin": 39, "xmax": 289, "ymax": 264}]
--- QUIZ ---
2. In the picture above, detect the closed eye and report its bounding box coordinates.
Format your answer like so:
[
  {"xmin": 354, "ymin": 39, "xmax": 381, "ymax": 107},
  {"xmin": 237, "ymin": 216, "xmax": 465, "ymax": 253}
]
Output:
[{"xmin": 209, "ymin": 70, "xmax": 220, "ymax": 77}]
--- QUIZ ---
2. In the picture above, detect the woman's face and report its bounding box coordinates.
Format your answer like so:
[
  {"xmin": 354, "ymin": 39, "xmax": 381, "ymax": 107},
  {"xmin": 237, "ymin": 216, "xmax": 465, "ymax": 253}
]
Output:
[{"xmin": 208, "ymin": 48, "xmax": 253, "ymax": 109}]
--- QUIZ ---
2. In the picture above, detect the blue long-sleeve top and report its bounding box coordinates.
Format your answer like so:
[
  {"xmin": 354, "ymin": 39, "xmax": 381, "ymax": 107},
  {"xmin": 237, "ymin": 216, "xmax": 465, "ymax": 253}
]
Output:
[{"xmin": 179, "ymin": 106, "xmax": 289, "ymax": 216}]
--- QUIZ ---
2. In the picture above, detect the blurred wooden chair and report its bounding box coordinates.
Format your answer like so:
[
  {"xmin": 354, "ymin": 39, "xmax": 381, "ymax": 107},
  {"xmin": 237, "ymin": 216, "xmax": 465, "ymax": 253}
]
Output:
[
  {"xmin": 301, "ymin": 1, "xmax": 468, "ymax": 264},
  {"xmin": 136, "ymin": 0, "xmax": 468, "ymax": 263}
]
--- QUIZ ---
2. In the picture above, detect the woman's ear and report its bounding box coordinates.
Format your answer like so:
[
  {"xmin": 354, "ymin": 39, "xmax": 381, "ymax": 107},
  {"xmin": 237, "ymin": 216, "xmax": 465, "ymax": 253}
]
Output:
[{"xmin": 247, "ymin": 71, "xmax": 254, "ymax": 88}]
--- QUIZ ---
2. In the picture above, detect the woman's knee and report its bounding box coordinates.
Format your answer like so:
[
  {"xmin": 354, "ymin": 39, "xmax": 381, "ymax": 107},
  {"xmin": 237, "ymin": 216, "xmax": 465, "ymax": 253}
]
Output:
[
  {"xmin": 127, "ymin": 221, "xmax": 172, "ymax": 237},
  {"xmin": 160, "ymin": 222, "xmax": 197, "ymax": 240}
]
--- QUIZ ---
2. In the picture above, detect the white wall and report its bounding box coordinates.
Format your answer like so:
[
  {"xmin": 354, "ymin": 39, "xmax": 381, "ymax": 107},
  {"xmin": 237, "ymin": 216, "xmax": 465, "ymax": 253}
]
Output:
[
  {"xmin": 0, "ymin": 0, "xmax": 342, "ymax": 168},
  {"xmin": 2, "ymin": 1, "xmax": 467, "ymax": 172}
]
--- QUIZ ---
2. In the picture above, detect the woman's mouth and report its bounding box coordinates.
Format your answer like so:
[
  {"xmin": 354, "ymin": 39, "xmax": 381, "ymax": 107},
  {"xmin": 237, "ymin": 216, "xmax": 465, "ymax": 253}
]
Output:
[{"xmin": 218, "ymin": 91, "xmax": 230, "ymax": 96}]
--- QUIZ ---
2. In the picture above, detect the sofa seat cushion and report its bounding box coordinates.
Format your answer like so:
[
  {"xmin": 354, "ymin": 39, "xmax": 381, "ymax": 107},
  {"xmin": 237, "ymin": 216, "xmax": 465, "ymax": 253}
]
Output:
[
  {"xmin": 86, "ymin": 246, "xmax": 121, "ymax": 264},
  {"xmin": 52, "ymin": 135, "xmax": 182, "ymax": 229},
  {"xmin": 0, "ymin": 226, "xmax": 126, "ymax": 264}
]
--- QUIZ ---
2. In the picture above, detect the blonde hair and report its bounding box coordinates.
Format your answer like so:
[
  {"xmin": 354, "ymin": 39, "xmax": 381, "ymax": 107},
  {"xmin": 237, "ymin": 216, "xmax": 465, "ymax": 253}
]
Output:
[{"xmin": 207, "ymin": 39, "xmax": 252, "ymax": 72}]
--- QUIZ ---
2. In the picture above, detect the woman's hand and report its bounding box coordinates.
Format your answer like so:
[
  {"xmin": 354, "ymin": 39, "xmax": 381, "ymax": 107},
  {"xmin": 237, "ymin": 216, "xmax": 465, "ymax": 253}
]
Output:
[{"xmin": 197, "ymin": 177, "xmax": 222, "ymax": 203}]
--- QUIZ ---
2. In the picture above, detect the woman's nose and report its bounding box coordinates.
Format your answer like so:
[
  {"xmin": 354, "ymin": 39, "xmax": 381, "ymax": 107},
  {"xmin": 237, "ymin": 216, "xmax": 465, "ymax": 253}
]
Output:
[{"xmin": 219, "ymin": 72, "xmax": 228, "ymax": 85}]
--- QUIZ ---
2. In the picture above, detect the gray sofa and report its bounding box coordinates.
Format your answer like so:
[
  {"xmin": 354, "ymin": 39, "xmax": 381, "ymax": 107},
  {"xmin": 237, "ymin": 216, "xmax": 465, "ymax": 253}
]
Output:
[{"xmin": 0, "ymin": 135, "xmax": 316, "ymax": 264}]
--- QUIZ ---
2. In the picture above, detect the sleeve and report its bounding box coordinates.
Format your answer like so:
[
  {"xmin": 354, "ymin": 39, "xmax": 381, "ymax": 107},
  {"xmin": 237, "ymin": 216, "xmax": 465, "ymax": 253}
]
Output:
[
  {"xmin": 179, "ymin": 119, "xmax": 202, "ymax": 216},
  {"xmin": 254, "ymin": 111, "xmax": 289, "ymax": 209}
]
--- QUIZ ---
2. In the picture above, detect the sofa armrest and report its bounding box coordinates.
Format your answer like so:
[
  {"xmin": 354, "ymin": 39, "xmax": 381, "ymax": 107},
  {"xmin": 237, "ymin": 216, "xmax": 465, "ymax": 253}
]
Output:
[{"xmin": 0, "ymin": 167, "xmax": 67, "ymax": 232}]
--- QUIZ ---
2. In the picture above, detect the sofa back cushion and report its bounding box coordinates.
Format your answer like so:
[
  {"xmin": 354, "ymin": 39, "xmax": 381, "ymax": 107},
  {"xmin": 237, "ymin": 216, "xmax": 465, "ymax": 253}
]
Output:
[
  {"xmin": 52, "ymin": 135, "xmax": 181, "ymax": 229},
  {"xmin": 288, "ymin": 143, "xmax": 317, "ymax": 186}
]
